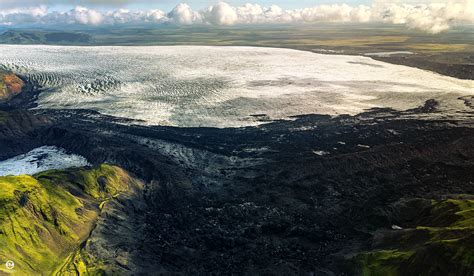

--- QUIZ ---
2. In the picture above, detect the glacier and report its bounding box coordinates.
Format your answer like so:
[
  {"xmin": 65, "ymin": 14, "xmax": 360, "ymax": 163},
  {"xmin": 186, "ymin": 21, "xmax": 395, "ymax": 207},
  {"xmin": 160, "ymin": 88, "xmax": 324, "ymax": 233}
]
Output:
[
  {"xmin": 0, "ymin": 146, "xmax": 90, "ymax": 176},
  {"xmin": 0, "ymin": 45, "xmax": 473, "ymax": 127}
]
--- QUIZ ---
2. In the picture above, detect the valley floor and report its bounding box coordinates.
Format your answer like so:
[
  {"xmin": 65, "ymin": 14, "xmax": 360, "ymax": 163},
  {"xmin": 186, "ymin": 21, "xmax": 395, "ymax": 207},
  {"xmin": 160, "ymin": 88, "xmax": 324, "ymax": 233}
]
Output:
[{"xmin": 1, "ymin": 95, "xmax": 474, "ymax": 274}]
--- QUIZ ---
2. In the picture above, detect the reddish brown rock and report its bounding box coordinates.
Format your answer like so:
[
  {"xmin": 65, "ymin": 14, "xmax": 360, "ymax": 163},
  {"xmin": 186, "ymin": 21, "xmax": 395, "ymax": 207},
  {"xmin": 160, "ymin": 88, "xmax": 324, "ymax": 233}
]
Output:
[{"xmin": 0, "ymin": 71, "xmax": 24, "ymax": 101}]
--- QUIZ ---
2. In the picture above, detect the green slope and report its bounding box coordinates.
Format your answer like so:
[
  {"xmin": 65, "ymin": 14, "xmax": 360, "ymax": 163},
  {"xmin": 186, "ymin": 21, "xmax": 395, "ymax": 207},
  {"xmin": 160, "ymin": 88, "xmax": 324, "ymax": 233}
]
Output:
[
  {"xmin": 354, "ymin": 196, "xmax": 474, "ymax": 276},
  {"xmin": 0, "ymin": 164, "xmax": 142, "ymax": 275}
]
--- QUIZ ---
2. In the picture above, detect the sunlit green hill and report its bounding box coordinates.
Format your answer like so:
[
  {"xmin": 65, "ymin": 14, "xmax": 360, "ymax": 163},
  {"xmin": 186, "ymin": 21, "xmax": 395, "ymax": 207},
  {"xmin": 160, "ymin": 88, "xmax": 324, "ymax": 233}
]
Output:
[{"xmin": 0, "ymin": 164, "xmax": 142, "ymax": 275}]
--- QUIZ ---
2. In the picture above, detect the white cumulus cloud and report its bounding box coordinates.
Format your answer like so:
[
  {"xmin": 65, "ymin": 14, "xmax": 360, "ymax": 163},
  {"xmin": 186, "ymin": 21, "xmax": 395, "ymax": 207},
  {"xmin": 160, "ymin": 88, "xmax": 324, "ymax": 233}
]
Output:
[
  {"xmin": 0, "ymin": 1, "xmax": 473, "ymax": 33},
  {"xmin": 206, "ymin": 2, "xmax": 238, "ymax": 25},
  {"xmin": 201, "ymin": 2, "xmax": 372, "ymax": 25},
  {"xmin": 71, "ymin": 6, "xmax": 103, "ymax": 25},
  {"xmin": 167, "ymin": 3, "xmax": 202, "ymax": 24},
  {"xmin": 375, "ymin": 0, "xmax": 474, "ymax": 33}
]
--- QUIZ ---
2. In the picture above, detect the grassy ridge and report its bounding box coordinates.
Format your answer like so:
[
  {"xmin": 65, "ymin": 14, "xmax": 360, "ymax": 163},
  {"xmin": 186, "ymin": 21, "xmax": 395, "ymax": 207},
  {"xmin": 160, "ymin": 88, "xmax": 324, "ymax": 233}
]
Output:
[
  {"xmin": 0, "ymin": 164, "xmax": 139, "ymax": 275},
  {"xmin": 355, "ymin": 197, "xmax": 474, "ymax": 276}
]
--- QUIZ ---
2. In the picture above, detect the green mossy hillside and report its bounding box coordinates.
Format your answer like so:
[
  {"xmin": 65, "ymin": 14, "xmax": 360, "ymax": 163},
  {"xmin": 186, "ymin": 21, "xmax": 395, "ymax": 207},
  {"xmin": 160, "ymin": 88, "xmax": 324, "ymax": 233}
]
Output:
[
  {"xmin": 0, "ymin": 164, "xmax": 140, "ymax": 275},
  {"xmin": 355, "ymin": 196, "xmax": 474, "ymax": 276}
]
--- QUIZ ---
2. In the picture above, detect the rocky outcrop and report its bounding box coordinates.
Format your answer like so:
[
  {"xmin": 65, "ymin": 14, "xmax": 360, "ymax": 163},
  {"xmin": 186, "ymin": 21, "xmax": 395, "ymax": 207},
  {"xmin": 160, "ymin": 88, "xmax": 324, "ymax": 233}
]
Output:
[
  {"xmin": 0, "ymin": 71, "xmax": 24, "ymax": 102},
  {"xmin": 0, "ymin": 110, "xmax": 50, "ymax": 160}
]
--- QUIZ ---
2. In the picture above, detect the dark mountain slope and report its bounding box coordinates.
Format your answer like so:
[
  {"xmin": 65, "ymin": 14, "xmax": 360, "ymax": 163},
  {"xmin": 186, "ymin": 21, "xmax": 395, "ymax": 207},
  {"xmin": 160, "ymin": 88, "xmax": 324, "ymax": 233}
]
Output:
[{"xmin": 0, "ymin": 30, "xmax": 92, "ymax": 45}]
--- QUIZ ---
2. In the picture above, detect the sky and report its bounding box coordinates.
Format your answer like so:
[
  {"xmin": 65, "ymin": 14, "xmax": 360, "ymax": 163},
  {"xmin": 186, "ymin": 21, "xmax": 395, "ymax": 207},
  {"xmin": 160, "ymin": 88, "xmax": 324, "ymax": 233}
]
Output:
[
  {"xmin": 1, "ymin": 1, "xmax": 375, "ymax": 10},
  {"xmin": 0, "ymin": 0, "xmax": 473, "ymax": 33}
]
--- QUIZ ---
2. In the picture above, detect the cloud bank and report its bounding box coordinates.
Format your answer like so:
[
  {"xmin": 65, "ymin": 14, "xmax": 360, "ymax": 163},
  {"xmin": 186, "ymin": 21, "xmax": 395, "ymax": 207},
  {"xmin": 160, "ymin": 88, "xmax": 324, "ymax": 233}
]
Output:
[{"xmin": 0, "ymin": 1, "xmax": 473, "ymax": 33}]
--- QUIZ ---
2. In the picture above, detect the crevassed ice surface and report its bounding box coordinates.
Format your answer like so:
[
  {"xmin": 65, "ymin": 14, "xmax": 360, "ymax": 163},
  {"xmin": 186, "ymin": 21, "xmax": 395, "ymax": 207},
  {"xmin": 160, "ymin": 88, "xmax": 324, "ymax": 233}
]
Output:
[
  {"xmin": 0, "ymin": 146, "xmax": 90, "ymax": 176},
  {"xmin": 0, "ymin": 45, "xmax": 473, "ymax": 127}
]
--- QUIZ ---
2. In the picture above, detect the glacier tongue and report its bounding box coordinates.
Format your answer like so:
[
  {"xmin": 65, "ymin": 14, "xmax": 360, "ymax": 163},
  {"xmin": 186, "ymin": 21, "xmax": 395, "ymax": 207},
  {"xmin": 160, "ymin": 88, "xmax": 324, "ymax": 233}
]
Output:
[
  {"xmin": 0, "ymin": 146, "xmax": 90, "ymax": 176},
  {"xmin": 0, "ymin": 45, "xmax": 473, "ymax": 127}
]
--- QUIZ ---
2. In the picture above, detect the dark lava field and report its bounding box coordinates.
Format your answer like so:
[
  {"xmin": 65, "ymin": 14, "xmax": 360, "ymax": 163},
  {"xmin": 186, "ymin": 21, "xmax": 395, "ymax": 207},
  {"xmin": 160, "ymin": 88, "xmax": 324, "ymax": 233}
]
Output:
[{"xmin": 1, "ymin": 71, "xmax": 474, "ymax": 275}]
